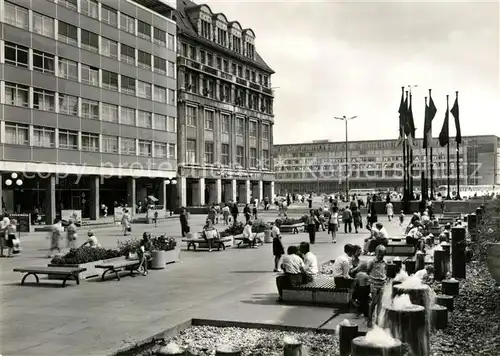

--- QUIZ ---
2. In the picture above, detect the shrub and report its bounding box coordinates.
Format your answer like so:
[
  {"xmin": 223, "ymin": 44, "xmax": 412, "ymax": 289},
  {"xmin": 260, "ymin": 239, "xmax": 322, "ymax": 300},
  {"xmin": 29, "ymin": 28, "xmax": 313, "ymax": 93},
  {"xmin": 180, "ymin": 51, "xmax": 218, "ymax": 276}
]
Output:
[
  {"xmin": 221, "ymin": 222, "xmax": 244, "ymax": 237},
  {"xmin": 117, "ymin": 238, "xmax": 141, "ymax": 256},
  {"xmin": 474, "ymin": 200, "xmax": 500, "ymax": 260},
  {"xmin": 252, "ymin": 219, "xmax": 270, "ymax": 233},
  {"xmin": 151, "ymin": 235, "xmax": 177, "ymax": 251},
  {"xmin": 50, "ymin": 247, "xmax": 121, "ymax": 265}
]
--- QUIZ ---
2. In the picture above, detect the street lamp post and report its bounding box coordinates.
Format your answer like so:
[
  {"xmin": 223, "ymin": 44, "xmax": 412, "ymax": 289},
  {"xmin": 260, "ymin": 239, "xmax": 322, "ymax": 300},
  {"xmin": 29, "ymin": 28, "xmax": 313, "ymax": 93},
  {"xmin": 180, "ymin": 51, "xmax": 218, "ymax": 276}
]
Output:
[{"xmin": 334, "ymin": 115, "xmax": 357, "ymax": 201}]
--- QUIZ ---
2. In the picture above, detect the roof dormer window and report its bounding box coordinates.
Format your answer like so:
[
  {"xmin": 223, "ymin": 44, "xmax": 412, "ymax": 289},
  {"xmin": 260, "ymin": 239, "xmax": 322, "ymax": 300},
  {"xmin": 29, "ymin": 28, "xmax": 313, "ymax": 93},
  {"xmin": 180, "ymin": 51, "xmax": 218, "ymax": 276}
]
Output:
[
  {"xmin": 200, "ymin": 19, "xmax": 211, "ymax": 39},
  {"xmin": 246, "ymin": 42, "xmax": 255, "ymax": 59},
  {"xmin": 232, "ymin": 35, "xmax": 241, "ymax": 53},
  {"xmin": 217, "ymin": 27, "xmax": 227, "ymax": 46}
]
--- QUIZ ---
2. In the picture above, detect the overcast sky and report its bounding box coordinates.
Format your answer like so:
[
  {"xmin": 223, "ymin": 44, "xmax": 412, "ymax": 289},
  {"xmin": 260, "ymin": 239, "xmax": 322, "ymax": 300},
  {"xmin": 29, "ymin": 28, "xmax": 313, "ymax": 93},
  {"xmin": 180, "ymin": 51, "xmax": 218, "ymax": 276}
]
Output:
[{"xmin": 204, "ymin": 0, "xmax": 500, "ymax": 144}]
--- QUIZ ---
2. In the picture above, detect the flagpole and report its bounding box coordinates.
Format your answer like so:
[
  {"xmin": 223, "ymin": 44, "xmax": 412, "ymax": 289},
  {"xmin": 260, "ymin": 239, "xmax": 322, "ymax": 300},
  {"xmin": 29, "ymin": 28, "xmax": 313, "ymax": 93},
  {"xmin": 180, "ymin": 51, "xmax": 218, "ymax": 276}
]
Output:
[
  {"xmin": 455, "ymin": 91, "xmax": 462, "ymax": 200},
  {"xmin": 429, "ymin": 89, "xmax": 435, "ymax": 200},
  {"xmin": 424, "ymin": 96, "xmax": 428, "ymax": 200},
  {"xmin": 445, "ymin": 94, "xmax": 452, "ymax": 200}
]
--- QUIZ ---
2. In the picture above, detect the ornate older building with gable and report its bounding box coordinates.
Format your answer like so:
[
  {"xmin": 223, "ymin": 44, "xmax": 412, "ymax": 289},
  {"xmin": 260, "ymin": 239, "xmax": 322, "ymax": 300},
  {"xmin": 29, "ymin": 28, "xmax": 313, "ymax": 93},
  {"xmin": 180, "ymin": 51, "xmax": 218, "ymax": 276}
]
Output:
[{"xmin": 175, "ymin": 0, "xmax": 275, "ymax": 206}]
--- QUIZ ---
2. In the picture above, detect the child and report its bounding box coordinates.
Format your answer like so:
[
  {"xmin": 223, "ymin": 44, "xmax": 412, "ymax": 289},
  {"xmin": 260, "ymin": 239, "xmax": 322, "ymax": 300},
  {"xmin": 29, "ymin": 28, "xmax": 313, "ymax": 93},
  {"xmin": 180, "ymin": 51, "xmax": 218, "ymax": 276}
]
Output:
[
  {"xmin": 367, "ymin": 245, "xmax": 387, "ymax": 327},
  {"xmin": 399, "ymin": 210, "xmax": 405, "ymax": 227},
  {"xmin": 328, "ymin": 207, "xmax": 339, "ymax": 243},
  {"xmin": 352, "ymin": 262, "xmax": 371, "ymax": 318},
  {"xmin": 271, "ymin": 223, "xmax": 284, "ymax": 272},
  {"xmin": 153, "ymin": 210, "xmax": 159, "ymax": 227}
]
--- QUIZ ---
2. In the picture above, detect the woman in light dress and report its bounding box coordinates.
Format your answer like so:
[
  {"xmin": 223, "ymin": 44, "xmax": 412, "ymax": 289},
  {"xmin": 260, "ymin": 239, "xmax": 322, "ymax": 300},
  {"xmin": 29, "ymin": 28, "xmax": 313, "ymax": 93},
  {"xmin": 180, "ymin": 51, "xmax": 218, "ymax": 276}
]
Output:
[{"xmin": 121, "ymin": 209, "xmax": 131, "ymax": 236}]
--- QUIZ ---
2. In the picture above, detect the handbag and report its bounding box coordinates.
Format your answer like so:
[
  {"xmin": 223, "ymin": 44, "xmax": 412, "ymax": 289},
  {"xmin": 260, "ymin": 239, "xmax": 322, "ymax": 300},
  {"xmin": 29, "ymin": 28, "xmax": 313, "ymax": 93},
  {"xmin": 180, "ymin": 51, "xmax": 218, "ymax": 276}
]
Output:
[
  {"xmin": 128, "ymin": 252, "xmax": 139, "ymax": 260},
  {"xmin": 127, "ymin": 226, "xmax": 132, "ymax": 232}
]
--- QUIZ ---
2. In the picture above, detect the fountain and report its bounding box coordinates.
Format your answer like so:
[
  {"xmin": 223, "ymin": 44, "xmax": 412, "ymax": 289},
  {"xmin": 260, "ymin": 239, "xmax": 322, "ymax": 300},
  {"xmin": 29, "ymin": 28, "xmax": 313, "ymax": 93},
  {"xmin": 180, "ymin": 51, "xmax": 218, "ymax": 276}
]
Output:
[
  {"xmin": 383, "ymin": 294, "xmax": 429, "ymax": 356},
  {"xmin": 157, "ymin": 343, "xmax": 187, "ymax": 356},
  {"xmin": 351, "ymin": 327, "xmax": 403, "ymax": 356},
  {"xmin": 415, "ymin": 251, "xmax": 425, "ymax": 271},
  {"xmin": 338, "ymin": 319, "xmax": 359, "ymax": 356},
  {"xmin": 393, "ymin": 276, "xmax": 434, "ymax": 309},
  {"xmin": 433, "ymin": 245, "xmax": 449, "ymax": 281},
  {"xmin": 283, "ymin": 336, "xmax": 305, "ymax": 356},
  {"xmin": 442, "ymin": 278, "xmax": 459, "ymax": 296},
  {"xmin": 393, "ymin": 257, "xmax": 402, "ymax": 273},
  {"xmin": 386, "ymin": 262, "xmax": 398, "ymax": 279},
  {"xmin": 431, "ymin": 304, "xmax": 448, "ymax": 330},
  {"xmin": 404, "ymin": 259, "xmax": 416, "ymax": 275},
  {"xmin": 435, "ymin": 294, "xmax": 454, "ymax": 311},
  {"xmin": 215, "ymin": 345, "xmax": 242, "ymax": 356}
]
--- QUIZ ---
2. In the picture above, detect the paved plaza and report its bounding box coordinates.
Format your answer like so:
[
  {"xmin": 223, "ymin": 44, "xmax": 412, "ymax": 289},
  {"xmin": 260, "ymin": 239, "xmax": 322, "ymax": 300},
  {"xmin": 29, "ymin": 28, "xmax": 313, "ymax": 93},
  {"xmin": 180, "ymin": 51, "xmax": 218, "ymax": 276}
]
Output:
[{"xmin": 0, "ymin": 210, "xmax": 402, "ymax": 356}]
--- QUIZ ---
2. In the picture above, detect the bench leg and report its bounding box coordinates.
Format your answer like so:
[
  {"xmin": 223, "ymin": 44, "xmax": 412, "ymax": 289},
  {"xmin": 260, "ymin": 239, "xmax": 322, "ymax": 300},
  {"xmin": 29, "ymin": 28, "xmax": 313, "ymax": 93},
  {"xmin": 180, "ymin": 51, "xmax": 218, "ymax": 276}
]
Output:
[
  {"xmin": 21, "ymin": 273, "xmax": 39, "ymax": 286},
  {"xmin": 237, "ymin": 241, "xmax": 242, "ymax": 248},
  {"xmin": 102, "ymin": 268, "xmax": 120, "ymax": 281},
  {"xmin": 221, "ymin": 242, "xmax": 225, "ymax": 250},
  {"xmin": 62, "ymin": 273, "xmax": 78, "ymax": 287}
]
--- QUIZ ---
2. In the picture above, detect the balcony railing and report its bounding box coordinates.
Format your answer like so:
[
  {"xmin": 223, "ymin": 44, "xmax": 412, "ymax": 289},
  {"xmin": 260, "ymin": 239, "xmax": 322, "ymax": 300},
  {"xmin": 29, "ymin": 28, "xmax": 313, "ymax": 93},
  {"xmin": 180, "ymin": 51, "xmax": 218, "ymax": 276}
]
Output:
[{"xmin": 203, "ymin": 65, "xmax": 218, "ymax": 76}]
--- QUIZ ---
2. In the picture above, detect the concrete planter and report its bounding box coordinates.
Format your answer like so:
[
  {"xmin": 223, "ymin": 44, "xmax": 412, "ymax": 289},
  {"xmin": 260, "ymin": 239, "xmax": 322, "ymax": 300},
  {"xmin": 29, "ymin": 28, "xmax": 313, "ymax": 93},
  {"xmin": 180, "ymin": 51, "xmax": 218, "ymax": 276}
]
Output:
[
  {"xmin": 150, "ymin": 248, "xmax": 180, "ymax": 269},
  {"xmin": 48, "ymin": 260, "xmax": 104, "ymax": 280},
  {"xmin": 486, "ymin": 242, "xmax": 500, "ymax": 284},
  {"xmin": 264, "ymin": 230, "xmax": 272, "ymax": 243}
]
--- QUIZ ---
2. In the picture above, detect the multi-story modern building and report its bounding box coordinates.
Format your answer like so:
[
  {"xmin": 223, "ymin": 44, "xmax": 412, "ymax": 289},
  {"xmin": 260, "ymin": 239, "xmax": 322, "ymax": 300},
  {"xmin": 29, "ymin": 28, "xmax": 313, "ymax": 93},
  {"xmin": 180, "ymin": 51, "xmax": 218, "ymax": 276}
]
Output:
[
  {"xmin": 175, "ymin": 0, "xmax": 275, "ymax": 207},
  {"xmin": 0, "ymin": 0, "xmax": 177, "ymax": 222},
  {"xmin": 274, "ymin": 135, "xmax": 500, "ymax": 194}
]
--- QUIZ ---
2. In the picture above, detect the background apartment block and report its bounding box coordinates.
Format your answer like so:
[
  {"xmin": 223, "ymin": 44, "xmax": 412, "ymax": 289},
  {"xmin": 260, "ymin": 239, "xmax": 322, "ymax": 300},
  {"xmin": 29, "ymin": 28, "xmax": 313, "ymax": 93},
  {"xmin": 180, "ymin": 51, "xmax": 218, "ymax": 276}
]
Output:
[
  {"xmin": 0, "ymin": 0, "xmax": 177, "ymax": 222},
  {"xmin": 175, "ymin": 0, "xmax": 275, "ymax": 207},
  {"xmin": 274, "ymin": 135, "xmax": 500, "ymax": 194}
]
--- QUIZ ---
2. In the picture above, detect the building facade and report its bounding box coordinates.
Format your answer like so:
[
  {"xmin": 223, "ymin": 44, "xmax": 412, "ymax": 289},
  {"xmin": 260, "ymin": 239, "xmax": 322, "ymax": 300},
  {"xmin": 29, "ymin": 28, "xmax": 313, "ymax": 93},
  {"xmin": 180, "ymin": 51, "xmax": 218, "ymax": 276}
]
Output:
[
  {"xmin": 0, "ymin": 0, "xmax": 177, "ymax": 222},
  {"xmin": 175, "ymin": 0, "xmax": 275, "ymax": 207},
  {"xmin": 274, "ymin": 135, "xmax": 500, "ymax": 194}
]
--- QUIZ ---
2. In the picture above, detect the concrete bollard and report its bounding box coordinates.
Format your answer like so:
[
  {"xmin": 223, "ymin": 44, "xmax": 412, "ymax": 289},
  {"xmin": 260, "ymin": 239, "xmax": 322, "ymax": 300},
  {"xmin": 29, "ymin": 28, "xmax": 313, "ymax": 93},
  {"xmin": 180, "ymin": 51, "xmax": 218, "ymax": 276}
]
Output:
[
  {"xmin": 284, "ymin": 338, "xmax": 304, "ymax": 356},
  {"xmin": 436, "ymin": 294, "xmax": 454, "ymax": 312},
  {"xmin": 339, "ymin": 323, "xmax": 359, "ymax": 356},
  {"xmin": 451, "ymin": 227, "xmax": 466, "ymax": 279}
]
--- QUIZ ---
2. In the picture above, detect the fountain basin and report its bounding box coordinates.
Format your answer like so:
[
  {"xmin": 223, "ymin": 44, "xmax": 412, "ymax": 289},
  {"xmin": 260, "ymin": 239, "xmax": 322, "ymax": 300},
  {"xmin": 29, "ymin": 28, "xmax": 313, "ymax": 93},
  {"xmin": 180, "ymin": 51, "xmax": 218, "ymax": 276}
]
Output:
[
  {"xmin": 352, "ymin": 336, "xmax": 403, "ymax": 356},
  {"xmin": 393, "ymin": 284, "xmax": 432, "ymax": 309}
]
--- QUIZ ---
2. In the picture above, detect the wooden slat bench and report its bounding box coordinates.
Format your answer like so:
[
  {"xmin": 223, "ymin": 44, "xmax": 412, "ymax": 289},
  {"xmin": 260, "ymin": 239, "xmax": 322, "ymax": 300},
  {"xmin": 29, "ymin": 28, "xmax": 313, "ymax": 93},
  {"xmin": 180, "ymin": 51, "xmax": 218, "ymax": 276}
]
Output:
[
  {"xmin": 386, "ymin": 242, "xmax": 415, "ymax": 257},
  {"xmin": 234, "ymin": 233, "xmax": 264, "ymax": 248},
  {"xmin": 95, "ymin": 257, "xmax": 148, "ymax": 281},
  {"xmin": 181, "ymin": 237, "xmax": 231, "ymax": 251},
  {"xmin": 13, "ymin": 266, "xmax": 86, "ymax": 287},
  {"xmin": 279, "ymin": 223, "xmax": 305, "ymax": 234},
  {"xmin": 281, "ymin": 275, "xmax": 352, "ymax": 306}
]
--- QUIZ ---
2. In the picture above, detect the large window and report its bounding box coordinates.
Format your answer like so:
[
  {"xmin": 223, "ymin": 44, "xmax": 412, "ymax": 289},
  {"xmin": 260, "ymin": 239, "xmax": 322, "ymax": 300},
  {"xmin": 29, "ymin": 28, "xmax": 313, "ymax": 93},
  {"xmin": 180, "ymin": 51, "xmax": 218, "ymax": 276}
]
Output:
[
  {"xmin": 33, "ymin": 50, "xmax": 55, "ymax": 74},
  {"xmin": 236, "ymin": 118, "xmax": 244, "ymax": 135},
  {"xmin": 137, "ymin": 20, "xmax": 151, "ymax": 40},
  {"xmin": 81, "ymin": 99, "xmax": 99, "ymax": 120},
  {"xmin": 168, "ymin": 89, "xmax": 175, "ymax": 105},
  {"xmin": 120, "ymin": 13, "xmax": 135, "ymax": 34},
  {"xmin": 167, "ymin": 116, "xmax": 177, "ymax": 133},
  {"xmin": 204, "ymin": 142, "xmax": 214, "ymax": 164},
  {"xmin": 120, "ymin": 107, "xmax": 135, "ymax": 125},
  {"xmin": 81, "ymin": 65, "xmax": 99, "ymax": 86},
  {"xmin": 204, "ymin": 110, "xmax": 214, "ymax": 130},
  {"xmin": 154, "ymin": 114, "xmax": 167, "ymax": 131},
  {"xmin": 81, "ymin": 29, "xmax": 99, "ymax": 52},
  {"xmin": 81, "ymin": 132, "xmax": 99, "ymax": 152},
  {"xmin": 58, "ymin": 21, "xmax": 78, "ymax": 46},
  {"xmin": 59, "ymin": 94, "xmax": 78, "ymax": 116},
  {"xmin": 4, "ymin": 42, "xmax": 28, "ymax": 68},
  {"xmin": 249, "ymin": 148, "xmax": 257, "ymax": 168},
  {"xmin": 262, "ymin": 124, "xmax": 270, "ymax": 140},
  {"xmin": 168, "ymin": 34, "xmax": 175, "ymax": 50},
  {"xmin": 138, "ymin": 140, "xmax": 152, "ymax": 157},
  {"xmin": 101, "ymin": 37, "xmax": 118, "ymax": 58},
  {"xmin": 262, "ymin": 150, "xmax": 270, "ymax": 169},
  {"xmin": 249, "ymin": 121, "xmax": 257, "ymax": 137},
  {"xmin": 168, "ymin": 61, "xmax": 175, "ymax": 77},
  {"xmin": 33, "ymin": 88, "xmax": 55, "ymax": 111},
  {"xmin": 236, "ymin": 146, "xmax": 244, "ymax": 167},
  {"xmin": 121, "ymin": 138, "xmax": 136, "ymax": 155},
  {"xmin": 138, "ymin": 50, "xmax": 151, "ymax": 70},
  {"xmin": 102, "ymin": 135, "xmax": 119, "ymax": 153},
  {"xmin": 58, "ymin": 129, "xmax": 78, "ymax": 150},
  {"xmin": 80, "ymin": 0, "xmax": 98, "ymax": 18},
  {"xmin": 137, "ymin": 81, "xmax": 151, "ymax": 99},
  {"xmin": 121, "ymin": 44, "xmax": 135, "ymax": 65},
  {"xmin": 220, "ymin": 114, "xmax": 230, "ymax": 133},
  {"xmin": 138, "ymin": 111, "xmax": 152, "ymax": 128},
  {"xmin": 154, "ymin": 143, "xmax": 168, "ymax": 158},
  {"xmin": 121, "ymin": 76, "xmax": 136, "ymax": 95},
  {"xmin": 101, "ymin": 103, "xmax": 118, "ymax": 123},
  {"xmin": 59, "ymin": 0, "xmax": 77, "ymax": 11},
  {"xmin": 33, "ymin": 12, "xmax": 54, "ymax": 38},
  {"xmin": 102, "ymin": 70, "xmax": 118, "ymax": 90},
  {"xmin": 154, "ymin": 56, "xmax": 167, "ymax": 75},
  {"xmin": 58, "ymin": 58, "xmax": 78, "ymax": 81},
  {"xmin": 4, "ymin": 123, "xmax": 29, "ymax": 145},
  {"xmin": 101, "ymin": 5, "xmax": 117, "ymax": 27},
  {"xmin": 154, "ymin": 27, "xmax": 166, "ymax": 46},
  {"xmin": 154, "ymin": 85, "xmax": 166, "ymax": 103},
  {"xmin": 33, "ymin": 126, "xmax": 55, "ymax": 147},
  {"xmin": 4, "ymin": 2, "xmax": 29, "ymax": 29},
  {"xmin": 186, "ymin": 106, "xmax": 197, "ymax": 127},
  {"xmin": 5, "ymin": 82, "xmax": 29, "ymax": 107},
  {"xmin": 221, "ymin": 144, "xmax": 230, "ymax": 166},
  {"xmin": 186, "ymin": 139, "xmax": 197, "ymax": 164}
]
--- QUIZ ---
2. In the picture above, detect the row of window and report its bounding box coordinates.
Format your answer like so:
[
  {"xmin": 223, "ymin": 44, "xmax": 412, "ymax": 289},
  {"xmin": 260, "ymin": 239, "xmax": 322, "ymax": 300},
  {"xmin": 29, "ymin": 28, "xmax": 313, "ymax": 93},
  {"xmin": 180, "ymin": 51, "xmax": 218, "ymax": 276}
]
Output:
[
  {"xmin": 3, "ymin": 42, "xmax": 175, "ymax": 104},
  {"xmin": 185, "ymin": 105, "xmax": 270, "ymax": 139},
  {"xmin": 2, "ymin": 81, "xmax": 177, "ymax": 131},
  {"xmin": 3, "ymin": 122, "xmax": 176, "ymax": 158},
  {"xmin": 180, "ymin": 42, "xmax": 270, "ymax": 88},
  {"xmin": 185, "ymin": 139, "xmax": 270, "ymax": 169},
  {"xmin": 276, "ymin": 168, "xmax": 461, "ymax": 180},
  {"xmin": 3, "ymin": 2, "xmax": 176, "ymax": 77},
  {"xmin": 197, "ymin": 16, "xmax": 255, "ymax": 60}
]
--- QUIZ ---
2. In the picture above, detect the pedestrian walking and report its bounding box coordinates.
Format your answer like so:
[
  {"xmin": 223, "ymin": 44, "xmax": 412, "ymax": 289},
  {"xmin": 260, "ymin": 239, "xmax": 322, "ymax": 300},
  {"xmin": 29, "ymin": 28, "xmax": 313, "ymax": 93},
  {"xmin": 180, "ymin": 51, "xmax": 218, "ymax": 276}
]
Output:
[
  {"xmin": 342, "ymin": 206, "xmax": 353, "ymax": 233},
  {"xmin": 352, "ymin": 206, "xmax": 362, "ymax": 233},
  {"xmin": 66, "ymin": 219, "xmax": 78, "ymax": 249},
  {"xmin": 386, "ymin": 201, "xmax": 394, "ymax": 221},
  {"xmin": 180, "ymin": 207, "xmax": 190, "ymax": 237},
  {"xmin": 48, "ymin": 219, "xmax": 63, "ymax": 258},
  {"xmin": 0, "ymin": 214, "xmax": 10, "ymax": 257},
  {"xmin": 306, "ymin": 210, "xmax": 319, "ymax": 245},
  {"xmin": 328, "ymin": 207, "xmax": 339, "ymax": 243},
  {"xmin": 121, "ymin": 209, "xmax": 131, "ymax": 236}
]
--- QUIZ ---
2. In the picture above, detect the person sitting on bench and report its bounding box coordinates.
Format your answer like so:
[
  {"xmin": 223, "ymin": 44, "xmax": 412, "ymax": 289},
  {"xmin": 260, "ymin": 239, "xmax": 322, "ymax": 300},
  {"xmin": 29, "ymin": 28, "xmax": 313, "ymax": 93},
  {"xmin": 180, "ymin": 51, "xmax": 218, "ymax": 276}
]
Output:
[
  {"xmin": 242, "ymin": 220, "xmax": 258, "ymax": 247},
  {"xmin": 299, "ymin": 242, "xmax": 318, "ymax": 283},
  {"xmin": 406, "ymin": 221, "xmax": 423, "ymax": 247},
  {"xmin": 276, "ymin": 245, "xmax": 306, "ymax": 301},
  {"xmin": 363, "ymin": 223, "xmax": 389, "ymax": 254},
  {"xmin": 202, "ymin": 219, "xmax": 219, "ymax": 252}
]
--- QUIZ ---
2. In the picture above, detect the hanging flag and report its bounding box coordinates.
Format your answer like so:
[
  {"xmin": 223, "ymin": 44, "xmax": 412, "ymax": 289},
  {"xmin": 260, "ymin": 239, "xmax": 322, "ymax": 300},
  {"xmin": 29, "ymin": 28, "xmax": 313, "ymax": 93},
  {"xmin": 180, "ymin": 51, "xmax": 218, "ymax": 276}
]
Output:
[
  {"xmin": 396, "ymin": 88, "xmax": 407, "ymax": 147},
  {"xmin": 423, "ymin": 100, "xmax": 430, "ymax": 148},
  {"xmin": 405, "ymin": 93, "xmax": 415, "ymax": 148},
  {"xmin": 426, "ymin": 94, "xmax": 437, "ymax": 147},
  {"xmin": 450, "ymin": 93, "xmax": 461, "ymax": 144},
  {"xmin": 438, "ymin": 97, "xmax": 450, "ymax": 147}
]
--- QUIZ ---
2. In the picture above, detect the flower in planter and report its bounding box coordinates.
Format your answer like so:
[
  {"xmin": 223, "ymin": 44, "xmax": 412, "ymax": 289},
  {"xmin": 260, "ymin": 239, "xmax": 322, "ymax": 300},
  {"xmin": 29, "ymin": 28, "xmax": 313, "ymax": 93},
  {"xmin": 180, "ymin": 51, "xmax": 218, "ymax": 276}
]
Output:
[
  {"xmin": 117, "ymin": 238, "xmax": 141, "ymax": 256},
  {"xmin": 50, "ymin": 246, "xmax": 121, "ymax": 265},
  {"xmin": 151, "ymin": 235, "xmax": 177, "ymax": 251}
]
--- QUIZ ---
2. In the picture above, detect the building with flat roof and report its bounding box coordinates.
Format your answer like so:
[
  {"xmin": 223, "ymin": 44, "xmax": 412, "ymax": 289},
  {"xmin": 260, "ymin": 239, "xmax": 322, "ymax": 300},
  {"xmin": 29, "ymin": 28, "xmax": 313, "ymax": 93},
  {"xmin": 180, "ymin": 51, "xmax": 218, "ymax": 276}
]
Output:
[
  {"xmin": 0, "ymin": 0, "xmax": 177, "ymax": 222},
  {"xmin": 273, "ymin": 135, "xmax": 500, "ymax": 194},
  {"xmin": 175, "ymin": 0, "xmax": 275, "ymax": 207}
]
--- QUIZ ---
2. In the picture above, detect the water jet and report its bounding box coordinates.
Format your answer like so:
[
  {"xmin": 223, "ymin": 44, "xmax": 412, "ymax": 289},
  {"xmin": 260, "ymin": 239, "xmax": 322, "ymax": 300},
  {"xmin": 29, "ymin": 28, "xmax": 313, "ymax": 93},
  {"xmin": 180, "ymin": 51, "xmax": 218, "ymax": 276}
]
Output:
[
  {"xmin": 157, "ymin": 343, "xmax": 187, "ymax": 356},
  {"xmin": 215, "ymin": 345, "xmax": 242, "ymax": 356},
  {"xmin": 351, "ymin": 328, "xmax": 403, "ymax": 356}
]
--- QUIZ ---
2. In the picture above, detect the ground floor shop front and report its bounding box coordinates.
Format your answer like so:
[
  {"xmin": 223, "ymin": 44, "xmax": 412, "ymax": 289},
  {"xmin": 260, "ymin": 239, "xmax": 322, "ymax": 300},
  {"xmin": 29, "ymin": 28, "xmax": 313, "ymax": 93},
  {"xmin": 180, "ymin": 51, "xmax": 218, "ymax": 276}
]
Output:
[{"xmin": 0, "ymin": 172, "xmax": 177, "ymax": 224}]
